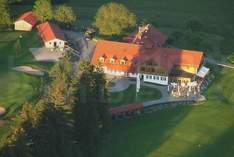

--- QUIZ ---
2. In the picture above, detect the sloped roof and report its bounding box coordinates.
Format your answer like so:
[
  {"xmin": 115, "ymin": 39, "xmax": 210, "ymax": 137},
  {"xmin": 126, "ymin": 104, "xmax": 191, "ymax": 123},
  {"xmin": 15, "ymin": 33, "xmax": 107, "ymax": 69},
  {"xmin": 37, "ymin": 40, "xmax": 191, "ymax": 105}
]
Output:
[
  {"xmin": 91, "ymin": 40, "xmax": 204, "ymax": 73},
  {"xmin": 123, "ymin": 24, "xmax": 168, "ymax": 47},
  {"xmin": 110, "ymin": 103, "xmax": 144, "ymax": 115},
  {"xmin": 16, "ymin": 11, "xmax": 37, "ymax": 26},
  {"xmin": 37, "ymin": 22, "xmax": 66, "ymax": 42},
  {"xmin": 91, "ymin": 40, "xmax": 141, "ymax": 72}
]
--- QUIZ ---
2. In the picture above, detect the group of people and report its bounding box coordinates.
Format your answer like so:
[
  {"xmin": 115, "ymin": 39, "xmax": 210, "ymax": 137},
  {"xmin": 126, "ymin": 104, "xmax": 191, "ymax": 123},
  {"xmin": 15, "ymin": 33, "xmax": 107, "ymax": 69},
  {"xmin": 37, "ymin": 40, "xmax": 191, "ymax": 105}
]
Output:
[{"xmin": 168, "ymin": 81, "xmax": 201, "ymax": 97}]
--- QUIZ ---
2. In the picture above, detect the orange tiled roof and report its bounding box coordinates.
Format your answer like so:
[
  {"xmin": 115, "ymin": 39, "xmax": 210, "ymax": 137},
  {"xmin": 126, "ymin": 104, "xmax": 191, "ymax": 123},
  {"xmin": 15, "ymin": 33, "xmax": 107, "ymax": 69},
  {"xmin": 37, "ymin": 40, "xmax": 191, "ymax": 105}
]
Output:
[
  {"xmin": 17, "ymin": 11, "xmax": 37, "ymax": 26},
  {"xmin": 37, "ymin": 22, "xmax": 65, "ymax": 42},
  {"xmin": 91, "ymin": 40, "xmax": 204, "ymax": 73}
]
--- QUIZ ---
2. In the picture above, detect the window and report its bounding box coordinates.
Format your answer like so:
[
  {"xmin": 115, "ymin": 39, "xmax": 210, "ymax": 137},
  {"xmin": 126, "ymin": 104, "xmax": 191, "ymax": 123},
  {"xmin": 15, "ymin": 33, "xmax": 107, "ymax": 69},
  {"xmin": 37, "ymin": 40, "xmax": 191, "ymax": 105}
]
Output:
[
  {"xmin": 120, "ymin": 59, "xmax": 126, "ymax": 65},
  {"xmin": 153, "ymin": 76, "xmax": 156, "ymax": 80},
  {"xmin": 156, "ymin": 76, "xmax": 159, "ymax": 80},
  {"xmin": 98, "ymin": 57, "xmax": 105, "ymax": 63},
  {"xmin": 161, "ymin": 77, "xmax": 167, "ymax": 81},
  {"xmin": 146, "ymin": 75, "xmax": 149, "ymax": 79},
  {"xmin": 110, "ymin": 58, "xmax": 115, "ymax": 64},
  {"xmin": 149, "ymin": 75, "xmax": 152, "ymax": 79}
]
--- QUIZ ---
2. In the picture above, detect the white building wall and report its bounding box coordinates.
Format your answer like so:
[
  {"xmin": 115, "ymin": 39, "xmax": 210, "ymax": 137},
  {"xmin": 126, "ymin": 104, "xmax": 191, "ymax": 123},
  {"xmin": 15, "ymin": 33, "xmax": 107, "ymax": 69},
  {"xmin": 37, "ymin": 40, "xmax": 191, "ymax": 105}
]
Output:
[
  {"xmin": 104, "ymin": 67, "xmax": 125, "ymax": 76},
  {"xmin": 45, "ymin": 39, "xmax": 66, "ymax": 50},
  {"xmin": 14, "ymin": 20, "xmax": 32, "ymax": 31},
  {"xmin": 142, "ymin": 73, "xmax": 168, "ymax": 85},
  {"xmin": 102, "ymin": 67, "xmax": 168, "ymax": 85},
  {"xmin": 128, "ymin": 73, "xmax": 137, "ymax": 78}
]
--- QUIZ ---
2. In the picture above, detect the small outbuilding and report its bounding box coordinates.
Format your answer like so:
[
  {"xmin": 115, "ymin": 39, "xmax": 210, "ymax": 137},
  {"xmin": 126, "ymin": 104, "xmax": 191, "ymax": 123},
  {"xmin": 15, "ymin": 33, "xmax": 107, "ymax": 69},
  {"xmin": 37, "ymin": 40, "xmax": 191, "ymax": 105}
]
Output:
[
  {"xmin": 37, "ymin": 22, "xmax": 66, "ymax": 51},
  {"xmin": 14, "ymin": 11, "xmax": 37, "ymax": 31}
]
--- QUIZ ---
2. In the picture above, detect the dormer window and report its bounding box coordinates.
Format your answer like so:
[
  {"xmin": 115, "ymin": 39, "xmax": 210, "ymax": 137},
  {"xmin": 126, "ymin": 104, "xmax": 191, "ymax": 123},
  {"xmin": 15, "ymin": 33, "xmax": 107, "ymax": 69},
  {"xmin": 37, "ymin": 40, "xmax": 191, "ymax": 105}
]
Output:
[
  {"xmin": 110, "ymin": 55, "xmax": 117, "ymax": 64},
  {"xmin": 120, "ymin": 56, "xmax": 128, "ymax": 65},
  {"xmin": 98, "ymin": 54, "xmax": 106, "ymax": 63}
]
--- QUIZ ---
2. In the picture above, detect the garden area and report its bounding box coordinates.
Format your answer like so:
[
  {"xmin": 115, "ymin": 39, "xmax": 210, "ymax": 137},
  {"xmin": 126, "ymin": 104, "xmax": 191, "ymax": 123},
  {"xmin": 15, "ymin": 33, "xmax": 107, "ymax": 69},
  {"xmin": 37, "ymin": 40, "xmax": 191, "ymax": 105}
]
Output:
[{"xmin": 110, "ymin": 84, "xmax": 162, "ymax": 107}]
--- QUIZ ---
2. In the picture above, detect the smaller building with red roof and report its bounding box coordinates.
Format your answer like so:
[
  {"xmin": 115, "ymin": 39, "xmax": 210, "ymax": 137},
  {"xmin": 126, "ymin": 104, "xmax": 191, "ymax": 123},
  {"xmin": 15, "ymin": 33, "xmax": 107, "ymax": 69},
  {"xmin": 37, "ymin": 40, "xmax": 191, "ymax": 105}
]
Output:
[
  {"xmin": 123, "ymin": 24, "xmax": 168, "ymax": 47},
  {"xmin": 37, "ymin": 21, "xmax": 66, "ymax": 50},
  {"xmin": 14, "ymin": 11, "xmax": 37, "ymax": 31}
]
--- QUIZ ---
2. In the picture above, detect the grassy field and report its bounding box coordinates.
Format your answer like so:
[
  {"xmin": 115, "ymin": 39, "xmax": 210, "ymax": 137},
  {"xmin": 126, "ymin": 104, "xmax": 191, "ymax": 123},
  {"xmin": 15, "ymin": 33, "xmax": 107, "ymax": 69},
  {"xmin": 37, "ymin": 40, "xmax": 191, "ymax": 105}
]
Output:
[
  {"xmin": 0, "ymin": 31, "xmax": 53, "ymax": 140},
  {"xmin": 110, "ymin": 84, "xmax": 162, "ymax": 107},
  {"xmin": 100, "ymin": 67, "xmax": 234, "ymax": 157}
]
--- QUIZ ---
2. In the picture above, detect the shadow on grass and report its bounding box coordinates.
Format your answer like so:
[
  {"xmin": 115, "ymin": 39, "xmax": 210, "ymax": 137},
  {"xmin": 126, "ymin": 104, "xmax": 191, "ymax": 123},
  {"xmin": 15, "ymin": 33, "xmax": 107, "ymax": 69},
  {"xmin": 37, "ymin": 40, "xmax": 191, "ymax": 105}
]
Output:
[
  {"xmin": 180, "ymin": 124, "xmax": 234, "ymax": 157},
  {"xmin": 100, "ymin": 105, "xmax": 192, "ymax": 157}
]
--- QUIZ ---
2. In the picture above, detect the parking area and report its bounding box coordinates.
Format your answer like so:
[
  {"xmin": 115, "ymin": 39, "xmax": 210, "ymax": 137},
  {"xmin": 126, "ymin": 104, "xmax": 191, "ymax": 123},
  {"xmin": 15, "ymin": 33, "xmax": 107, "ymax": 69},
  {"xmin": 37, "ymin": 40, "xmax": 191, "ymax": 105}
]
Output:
[
  {"xmin": 64, "ymin": 30, "xmax": 96, "ymax": 62},
  {"xmin": 30, "ymin": 48, "xmax": 65, "ymax": 62}
]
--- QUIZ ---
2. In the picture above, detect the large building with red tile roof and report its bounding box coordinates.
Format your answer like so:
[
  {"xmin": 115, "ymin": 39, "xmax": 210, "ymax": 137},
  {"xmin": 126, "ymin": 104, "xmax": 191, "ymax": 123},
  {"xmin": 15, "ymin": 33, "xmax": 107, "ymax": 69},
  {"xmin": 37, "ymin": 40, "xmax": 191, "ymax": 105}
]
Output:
[
  {"xmin": 37, "ymin": 22, "xmax": 66, "ymax": 50},
  {"xmin": 14, "ymin": 11, "xmax": 37, "ymax": 31},
  {"xmin": 91, "ymin": 40, "xmax": 204, "ymax": 85}
]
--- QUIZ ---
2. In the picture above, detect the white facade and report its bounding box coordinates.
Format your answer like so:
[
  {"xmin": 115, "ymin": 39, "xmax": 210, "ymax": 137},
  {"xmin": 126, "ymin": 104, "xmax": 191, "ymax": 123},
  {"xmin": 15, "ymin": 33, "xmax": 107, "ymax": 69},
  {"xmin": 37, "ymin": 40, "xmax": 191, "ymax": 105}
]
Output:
[
  {"xmin": 142, "ymin": 73, "xmax": 168, "ymax": 85},
  {"xmin": 103, "ymin": 66, "xmax": 168, "ymax": 85},
  {"xmin": 45, "ymin": 39, "xmax": 66, "ymax": 50},
  {"xmin": 14, "ymin": 20, "xmax": 33, "ymax": 31},
  {"xmin": 103, "ymin": 67, "xmax": 125, "ymax": 76}
]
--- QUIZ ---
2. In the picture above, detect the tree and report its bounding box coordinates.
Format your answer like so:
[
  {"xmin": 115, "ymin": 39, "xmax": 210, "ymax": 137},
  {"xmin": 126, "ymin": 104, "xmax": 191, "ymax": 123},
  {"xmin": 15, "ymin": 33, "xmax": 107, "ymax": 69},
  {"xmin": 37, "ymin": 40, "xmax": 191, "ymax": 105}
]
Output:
[
  {"xmin": 33, "ymin": 0, "xmax": 53, "ymax": 22},
  {"xmin": 54, "ymin": 5, "xmax": 76, "ymax": 28},
  {"xmin": 73, "ymin": 61, "xmax": 111, "ymax": 157},
  {"xmin": 95, "ymin": 2, "xmax": 137, "ymax": 35},
  {"xmin": 47, "ymin": 56, "xmax": 75, "ymax": 106},
  {"xmin": 0, "ymin": 0, "xmax": 11, "ymax": 27}
]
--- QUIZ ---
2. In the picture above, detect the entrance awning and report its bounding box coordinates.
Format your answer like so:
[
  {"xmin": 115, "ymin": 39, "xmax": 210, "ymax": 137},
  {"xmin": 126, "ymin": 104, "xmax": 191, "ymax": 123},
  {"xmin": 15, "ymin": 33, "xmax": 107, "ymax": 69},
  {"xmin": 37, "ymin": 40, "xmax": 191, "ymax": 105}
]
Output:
[{"xmin": 196, "ymin": 66, "xmax": 210, "ymax": 78}]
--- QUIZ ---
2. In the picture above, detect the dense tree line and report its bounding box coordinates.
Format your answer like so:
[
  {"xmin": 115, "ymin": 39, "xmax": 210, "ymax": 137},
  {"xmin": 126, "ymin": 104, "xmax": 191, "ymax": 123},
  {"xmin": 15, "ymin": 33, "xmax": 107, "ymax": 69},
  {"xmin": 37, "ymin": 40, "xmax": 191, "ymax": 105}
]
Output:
[
  {"xmin": 0, "ymin": 58, "xmax": 111, "ymax": 157},
  {"xmin": 0, "ymin": 0, "xmax": 12, "ymax": 27},
  {"xmin": 33, "ymin": 0, "xmax": 76, "ymax": 28}
]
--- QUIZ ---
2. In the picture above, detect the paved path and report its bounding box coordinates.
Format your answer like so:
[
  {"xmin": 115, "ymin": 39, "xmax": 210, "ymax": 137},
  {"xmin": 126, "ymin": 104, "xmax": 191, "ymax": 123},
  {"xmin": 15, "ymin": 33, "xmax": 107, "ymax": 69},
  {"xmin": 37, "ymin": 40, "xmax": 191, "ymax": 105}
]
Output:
[
  {"xmin": 30, "ymin": 48, "xmax": 65, "ymax": 62},
  {"xmin": 128, "ymin": 81, "xmax": 205, "ymax": 107},
  {"xmin": 205, "ymin": 57, "xmax": 234, "ymax": 69},
  {"xmin": 64, "ymin": 30, "xmax": 96, "ymax": 62},
  {"xmin": 109, "ymin": 78, "xmax": 130, "ymax": 92}
]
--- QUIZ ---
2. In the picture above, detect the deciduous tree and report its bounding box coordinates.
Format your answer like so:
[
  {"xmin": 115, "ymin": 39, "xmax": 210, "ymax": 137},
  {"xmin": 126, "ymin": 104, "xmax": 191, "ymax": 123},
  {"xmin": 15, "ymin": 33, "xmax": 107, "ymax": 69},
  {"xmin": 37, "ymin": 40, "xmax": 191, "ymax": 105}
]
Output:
[
  {"xmin": 54, "ymin": 5, "xmax": 76, "ymax": 28},
  {"xmin": 95, "ymin": 2, "xmax": 137, "ymax": 35},
  {"xmin": 33, "ymin": 0, "xmax": 53, "ymax": 22},
  {"xmin": 0, "ymin": 0, "xmax": 11, "ymax": 27}
]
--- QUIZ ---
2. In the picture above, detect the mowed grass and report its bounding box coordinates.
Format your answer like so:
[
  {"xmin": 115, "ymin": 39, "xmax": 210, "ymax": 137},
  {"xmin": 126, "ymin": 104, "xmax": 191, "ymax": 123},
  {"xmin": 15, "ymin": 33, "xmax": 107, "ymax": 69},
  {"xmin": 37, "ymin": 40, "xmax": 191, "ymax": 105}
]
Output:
[
  {"xmin": 100, "ymin": 67, "xmax": 234, "ymax": 157},
  {"xmin": 0, "ymin": 31, "xmax": 53, "ymax": 140},
  {"xmin": 110, "ymin": 84, "xmax": 162, "ymax": 107}
]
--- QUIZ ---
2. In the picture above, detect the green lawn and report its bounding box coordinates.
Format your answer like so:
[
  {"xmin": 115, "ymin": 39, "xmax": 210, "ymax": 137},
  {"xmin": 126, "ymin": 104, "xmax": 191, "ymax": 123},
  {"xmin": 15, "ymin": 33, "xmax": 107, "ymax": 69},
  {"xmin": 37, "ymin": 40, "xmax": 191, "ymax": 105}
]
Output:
[
  {"xmin": 100, "ymin": 67, "xmax": 234, "ymax": 157},
  {"xmin": 110, "ymin": 84, "xmax": 162, "ymax": 107},
  {"xmin": 0, "ymin": 31, "xmax": 53, "ymax": 141}
]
